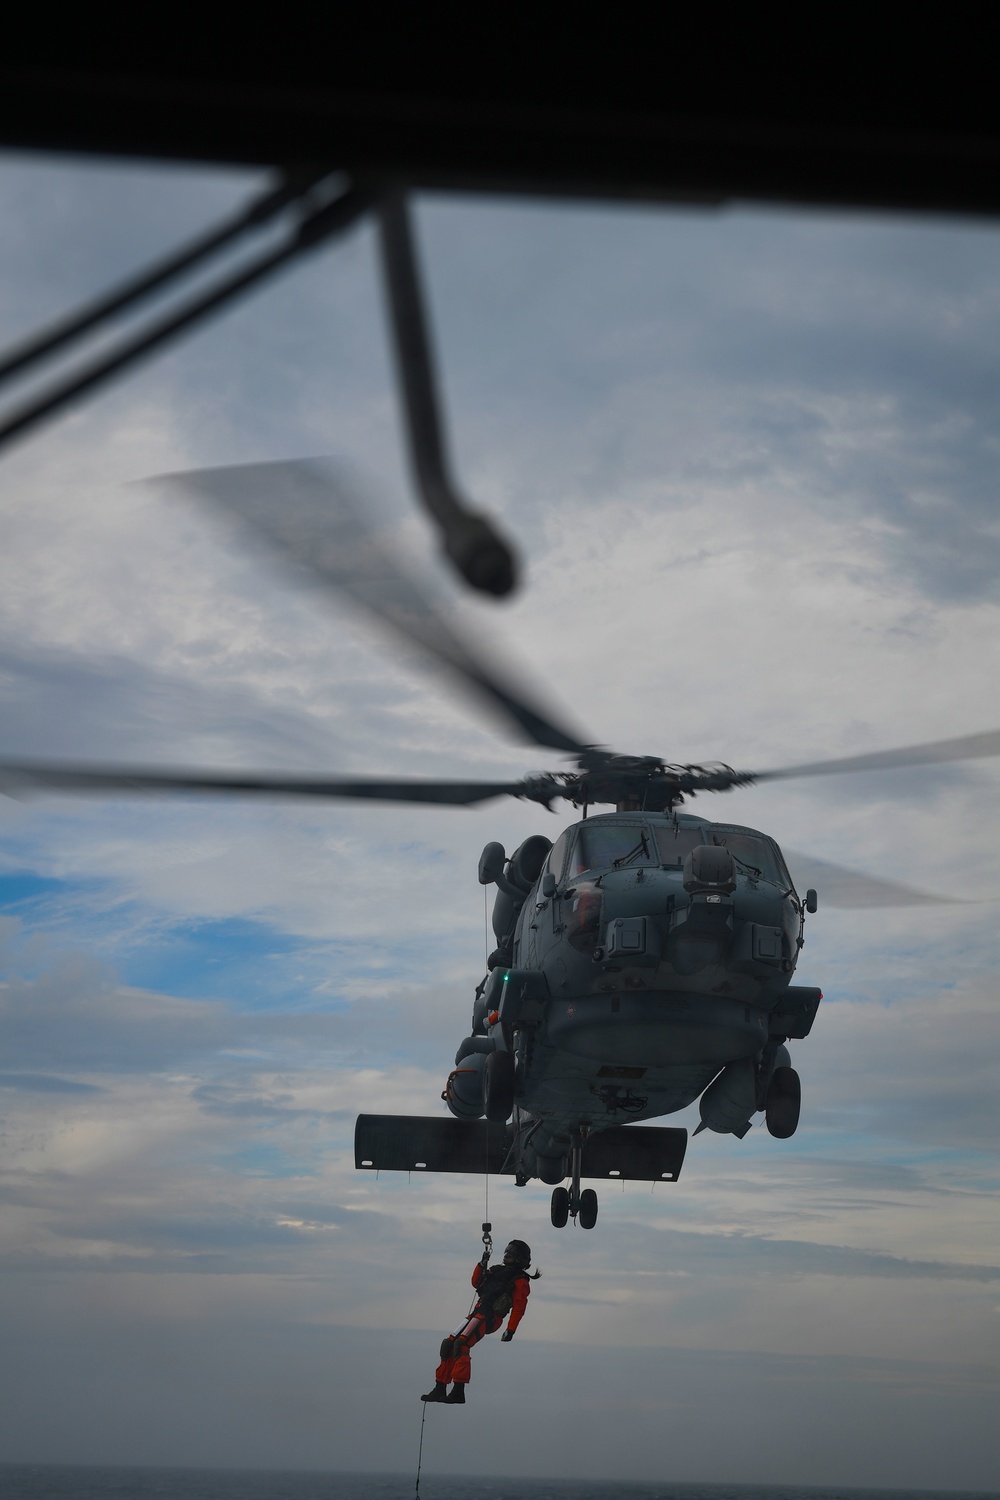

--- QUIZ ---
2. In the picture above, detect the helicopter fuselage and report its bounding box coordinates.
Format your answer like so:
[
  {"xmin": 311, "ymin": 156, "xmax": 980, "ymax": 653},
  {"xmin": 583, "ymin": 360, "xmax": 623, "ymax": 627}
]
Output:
[
  {"xmin": 432, "ymin": 809, "xmax": 821, "ymax": 1217},
  {"xmin": 356, "ymin": 808, "xmax": 822, "ymax": 1226}
]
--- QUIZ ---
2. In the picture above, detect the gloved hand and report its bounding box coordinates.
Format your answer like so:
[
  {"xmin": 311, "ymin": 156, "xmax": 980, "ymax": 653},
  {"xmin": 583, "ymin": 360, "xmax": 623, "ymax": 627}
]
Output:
[{"xmin": 501, "ymin": 1330, "xmax": 514, "ymax": 1342}]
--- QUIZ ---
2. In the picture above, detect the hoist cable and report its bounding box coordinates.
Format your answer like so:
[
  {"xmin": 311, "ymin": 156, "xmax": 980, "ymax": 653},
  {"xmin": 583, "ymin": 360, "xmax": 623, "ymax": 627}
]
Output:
[
  {"xmin": 484, "ymin": 1120, "xmax": 490, "ymax": 1226},
  {"xmin": 464, "ymin": 1215, "xmax": 494, "ymax": 1319}
]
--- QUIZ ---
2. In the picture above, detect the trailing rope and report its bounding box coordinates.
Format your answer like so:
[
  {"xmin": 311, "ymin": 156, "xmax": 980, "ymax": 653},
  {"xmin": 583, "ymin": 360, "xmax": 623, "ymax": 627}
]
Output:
[{"xmin": 414, "ymin": 1400, "xmax": 427, "ymax": 1497}]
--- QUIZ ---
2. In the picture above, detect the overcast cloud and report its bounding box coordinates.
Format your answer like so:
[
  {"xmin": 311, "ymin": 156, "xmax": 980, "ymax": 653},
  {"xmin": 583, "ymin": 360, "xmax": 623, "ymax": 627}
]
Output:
[{"xmin": 0, "ymin": 154, "xmax": 998, "ymax": 1488}]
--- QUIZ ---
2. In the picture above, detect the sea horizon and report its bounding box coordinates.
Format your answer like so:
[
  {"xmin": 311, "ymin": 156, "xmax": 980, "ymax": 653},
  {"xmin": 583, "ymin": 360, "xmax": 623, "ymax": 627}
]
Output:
[{"xmin": 0, "ymin": 1466, "xmax": 997, "ymax": 1500}]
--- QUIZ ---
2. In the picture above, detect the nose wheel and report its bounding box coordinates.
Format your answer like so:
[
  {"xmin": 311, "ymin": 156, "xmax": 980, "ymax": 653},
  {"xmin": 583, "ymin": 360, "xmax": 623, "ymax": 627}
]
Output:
[{"xmin": 549, "ymin": 1138, "xmax": 599, "ymax": 1229}]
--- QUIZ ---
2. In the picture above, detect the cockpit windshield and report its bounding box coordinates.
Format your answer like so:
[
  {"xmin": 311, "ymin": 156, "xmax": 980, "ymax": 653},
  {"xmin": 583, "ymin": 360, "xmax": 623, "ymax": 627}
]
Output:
[
  {"xmin": 652, "ymin": 826, "xmax": 708, "ymax": 867},
  {"xmin": 567, "ymin": 822, "xmax": 785, "ymax": 882},
  {"xmin": 709, "ymin": 830, "xmax": 783, "ymax": 883},
  {"xmin": 569, "ymin": 824, "xmax": 653, "ymax": 877}
]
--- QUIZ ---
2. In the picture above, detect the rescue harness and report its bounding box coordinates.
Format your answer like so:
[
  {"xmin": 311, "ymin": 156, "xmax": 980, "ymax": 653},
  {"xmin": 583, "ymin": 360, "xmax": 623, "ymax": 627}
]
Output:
[
  {"xmin": 473, "ymin": 1261, "xmax": 525, "ymax": 1320},
  {"xmin": 466, "ymin": 1222, "xmax": 537, "ymax": 1321}
]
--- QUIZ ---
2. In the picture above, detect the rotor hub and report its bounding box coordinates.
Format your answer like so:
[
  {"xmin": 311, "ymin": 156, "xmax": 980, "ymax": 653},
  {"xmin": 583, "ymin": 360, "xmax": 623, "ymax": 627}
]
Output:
[{"xmin": 516, "ymin": 755, "xmax": 755, "ymax": 812}]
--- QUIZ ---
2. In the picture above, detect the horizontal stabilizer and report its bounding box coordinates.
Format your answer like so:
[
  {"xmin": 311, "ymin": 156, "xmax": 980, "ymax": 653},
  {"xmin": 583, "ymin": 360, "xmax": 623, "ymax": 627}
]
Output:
[
  {"xmin": 355, "ymin": 1115, "xmax": 511, "ymax": 1175},
  {"xmin": 581, "ymin": 1125, "xmax": 688, "ymax": 1182},
  {"xmin": 355, "ymin": 1115, "xmax": 687, "ymax": 1183}
]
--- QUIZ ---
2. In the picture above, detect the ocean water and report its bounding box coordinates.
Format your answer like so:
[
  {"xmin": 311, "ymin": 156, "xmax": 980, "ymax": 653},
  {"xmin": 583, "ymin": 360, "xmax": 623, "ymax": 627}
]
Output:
[{"xmin": 0, "ymin": 1475, "xmax": 996, "ymax": 1500}]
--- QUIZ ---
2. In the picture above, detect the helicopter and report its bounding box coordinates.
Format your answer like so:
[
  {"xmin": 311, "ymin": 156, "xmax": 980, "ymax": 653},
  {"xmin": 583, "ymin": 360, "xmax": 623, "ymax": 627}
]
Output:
[
  {"xmin": 2, "ymin": 458, "xmax": 997, "ymax": 1231},
  {"xmin": 357, "ymin": 787, "xmax": 820, "ymax": 1232}
]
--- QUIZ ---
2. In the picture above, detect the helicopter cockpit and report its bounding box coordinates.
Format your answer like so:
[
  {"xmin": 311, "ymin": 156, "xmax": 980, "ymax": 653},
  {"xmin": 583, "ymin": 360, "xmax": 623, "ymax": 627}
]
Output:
[
  {"xmin": 521, "ymin": 815, "xmax": 801, "ymax": 976},
  {"xmin": 563, "ymin": 821, "xmax": 705, "ymax": 879},
  {"xmin": 556, "ymin": 818, "xmax": 785, "ymax": 883}
]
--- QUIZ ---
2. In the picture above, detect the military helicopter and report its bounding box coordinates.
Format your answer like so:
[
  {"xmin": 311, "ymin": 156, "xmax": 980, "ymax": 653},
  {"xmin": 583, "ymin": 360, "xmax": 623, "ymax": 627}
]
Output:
[{"xmin": 2, "ymin": 458, "xmax": 997, "ymax": 1231}]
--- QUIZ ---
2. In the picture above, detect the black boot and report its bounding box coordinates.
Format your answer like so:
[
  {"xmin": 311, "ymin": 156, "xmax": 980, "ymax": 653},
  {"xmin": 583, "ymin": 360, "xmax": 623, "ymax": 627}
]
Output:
[
  {"xmin": 421, "ymin": 1382, "xmax": 448, "ymax": 1402},
  {"xmin": 444, "ymin": 1382, "xmax": 466, "ymax": 1404}
]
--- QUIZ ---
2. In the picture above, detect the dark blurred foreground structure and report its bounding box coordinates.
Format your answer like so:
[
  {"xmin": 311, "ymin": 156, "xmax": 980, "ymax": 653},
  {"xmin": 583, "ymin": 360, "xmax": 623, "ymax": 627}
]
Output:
[
  {"xmin": 1, "ymin": 21, "xmax": 997, "ymax": 595},
  {"xmin": 2, "ymin": 22, "xmax": 999, "ymax": 215}
]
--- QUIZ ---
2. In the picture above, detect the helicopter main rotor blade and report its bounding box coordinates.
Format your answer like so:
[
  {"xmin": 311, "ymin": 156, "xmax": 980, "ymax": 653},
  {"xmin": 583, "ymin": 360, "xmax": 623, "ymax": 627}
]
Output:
[
  {"xmin": 782, "ymin": 849, "xmax": 971, "ymax": 908},
  {"xmin": 149, "ymin": 459, "xmax": 590, "ymax": 757},
  {"xmin": 754, "ymin": 727, "xmax": 1000, "ymax": 783},
  {"xmin": 0, "ymin": 760, "xmax": 522, "ymax": 807}
]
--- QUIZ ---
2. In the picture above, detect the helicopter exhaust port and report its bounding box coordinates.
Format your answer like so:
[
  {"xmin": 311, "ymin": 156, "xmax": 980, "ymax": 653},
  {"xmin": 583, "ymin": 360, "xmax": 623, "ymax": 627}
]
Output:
[{"xmin": 479, "ymin": 835, "xmax": 553, "ymax": 972}]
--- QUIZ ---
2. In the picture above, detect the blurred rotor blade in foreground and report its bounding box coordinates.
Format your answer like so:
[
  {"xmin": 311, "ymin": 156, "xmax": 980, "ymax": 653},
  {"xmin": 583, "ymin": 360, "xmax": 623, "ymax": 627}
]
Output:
[
  {"xmin": 149, "ymin": 459, "xmax": 589, "ymax": 756},
  {"xmin": 782, "ymin": 849, "xmax": 971, "ymax": 908},
  {"xmin": 756, "ymin": 727, "xmax": 1000, "ymax": 783},
  {"xmin": 0, "ymin": 761, "xmax": 521, "ymax": 807}
]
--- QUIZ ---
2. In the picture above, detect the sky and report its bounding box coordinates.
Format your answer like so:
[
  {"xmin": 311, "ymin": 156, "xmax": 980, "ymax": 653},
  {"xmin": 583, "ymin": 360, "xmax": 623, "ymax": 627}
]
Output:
[{"xmin": 0, "ymin": 152, "xmax": 998, "ymax": 1489}]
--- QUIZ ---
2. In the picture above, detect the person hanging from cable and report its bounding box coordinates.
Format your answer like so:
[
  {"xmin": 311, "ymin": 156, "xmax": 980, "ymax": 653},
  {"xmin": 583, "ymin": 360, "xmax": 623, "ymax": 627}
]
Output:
[{"xmin": 421, "ymin": 1228, "xmax": 540, "ymax": 1406}]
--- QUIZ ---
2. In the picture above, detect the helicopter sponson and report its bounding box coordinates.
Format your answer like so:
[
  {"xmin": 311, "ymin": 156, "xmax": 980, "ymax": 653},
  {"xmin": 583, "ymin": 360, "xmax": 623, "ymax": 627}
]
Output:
[{"xmin": 356, "ymin": 808, "xmax": 821, "ymax": 1229}]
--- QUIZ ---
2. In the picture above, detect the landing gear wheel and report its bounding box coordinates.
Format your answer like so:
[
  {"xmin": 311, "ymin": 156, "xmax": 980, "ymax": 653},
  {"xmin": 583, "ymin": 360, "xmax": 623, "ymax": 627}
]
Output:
[
  {"xmin": 766, "ymin": 1065, "xmax": 801, "ymax": 1138},
  {"xmin": 550, "ymin": 1186, "xmax": 570, "ymax": 1228},
  {"xmin": 578, "ymin": 1188, "xmax": 598, "ymax": 1230},
  {"xmin": 484, "ymin": 1050, "xmax": 515, "ymax": 1122}
]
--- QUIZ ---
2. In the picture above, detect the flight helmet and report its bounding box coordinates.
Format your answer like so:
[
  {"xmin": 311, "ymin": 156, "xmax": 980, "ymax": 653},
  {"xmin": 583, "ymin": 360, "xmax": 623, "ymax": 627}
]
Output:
[{"xmin": 504, "ymin": 1239, "xmax": 531, "ymax": 1267}]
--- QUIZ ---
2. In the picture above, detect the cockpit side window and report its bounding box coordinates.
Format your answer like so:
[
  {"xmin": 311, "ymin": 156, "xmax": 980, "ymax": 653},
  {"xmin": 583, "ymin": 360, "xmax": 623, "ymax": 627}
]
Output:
[
  {"xmin": 569, "ymin": 823, "xmax": 653, "ymax": 877},
  {"xmin": 769, "ymin": 840, "xmax": 795, "ymax": 892},
  {"xmin": 543, "ymin": 830, "xmax": 569, "ymax": 884}
]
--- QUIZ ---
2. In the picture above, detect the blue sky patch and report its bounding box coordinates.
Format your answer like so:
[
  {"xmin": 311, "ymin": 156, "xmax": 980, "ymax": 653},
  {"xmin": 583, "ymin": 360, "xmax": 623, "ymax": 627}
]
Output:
[
  {"xmin": 218, "ymin": 1138, "xmax": 318, "ymax": 1180},
  {"xmin": 0, "ymin": 869, "xmax": 68, "ymax": 907}
]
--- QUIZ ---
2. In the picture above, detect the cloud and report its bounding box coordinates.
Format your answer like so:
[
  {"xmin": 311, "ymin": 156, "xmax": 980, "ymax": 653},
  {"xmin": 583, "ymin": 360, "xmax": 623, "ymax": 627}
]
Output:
[
  {"xmin": 615, "ymin": 1223, "xmax": 1000, "ymax": 1283},
  {"xmin": 424, "ymin": 199, "xmax": 1000, "ymax": 605},
  {"xmin": 0, "ymin": 1073, "xmax": 103, "ymax": 1094},
  {"xmin": 0, "ymin": 640, "xmax": 355, "ymax": 768},
  {"xmin": 0, "ymin": 950, "xmax": 235, "ymax": 1074}
]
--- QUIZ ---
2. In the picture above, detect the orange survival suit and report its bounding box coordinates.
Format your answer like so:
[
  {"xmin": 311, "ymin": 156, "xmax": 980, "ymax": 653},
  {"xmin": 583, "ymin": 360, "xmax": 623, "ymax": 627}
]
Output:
[{"xmin": 422, "ymin": 1239, "xmax": 535, "ymax": 1404}]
